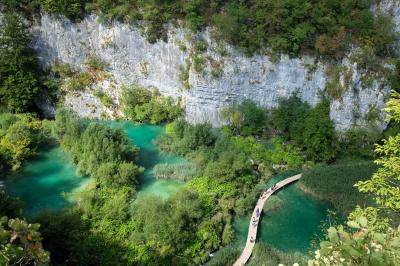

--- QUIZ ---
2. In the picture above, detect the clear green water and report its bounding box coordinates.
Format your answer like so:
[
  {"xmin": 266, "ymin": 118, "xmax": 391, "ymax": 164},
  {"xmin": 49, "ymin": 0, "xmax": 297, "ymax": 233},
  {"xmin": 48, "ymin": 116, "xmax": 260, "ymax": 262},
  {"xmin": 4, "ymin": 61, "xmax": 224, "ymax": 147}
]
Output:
[
  {"xmin": 104, "ymin": 121, "xmax": 185, "ymax": 198},
  {"xmin": 6, "ymin": 122, "xmax": 328, "ymax": 253},
  {"xmin": 233, "ymin": 172, "xmax": 329, "ymax": 253},
  {"xmin": 5, "ymin": 146, "xmax": 90, "ymax": 218},
  {"xmin": 5, "ymin": 122, "xmax": 184, "ymax": 217}
]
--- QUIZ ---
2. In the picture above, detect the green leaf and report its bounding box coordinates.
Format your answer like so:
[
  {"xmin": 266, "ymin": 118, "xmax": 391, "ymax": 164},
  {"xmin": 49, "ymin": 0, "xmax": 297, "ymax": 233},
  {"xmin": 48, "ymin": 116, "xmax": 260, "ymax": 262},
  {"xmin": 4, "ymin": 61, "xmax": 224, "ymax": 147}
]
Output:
[
  {"xmin": 347, "ymin": 221, "xmax": 360, "ymax": 229},
  {"xmin": 358, "ymin": 216, "xmax": 368, "ymax": 227}
]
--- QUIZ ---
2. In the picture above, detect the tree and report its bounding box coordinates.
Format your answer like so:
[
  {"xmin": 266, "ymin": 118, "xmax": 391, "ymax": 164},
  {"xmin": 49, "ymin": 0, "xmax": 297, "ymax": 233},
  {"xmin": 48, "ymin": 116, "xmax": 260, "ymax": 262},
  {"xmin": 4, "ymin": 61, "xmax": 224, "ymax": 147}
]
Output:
[
  {"xmin": 0, "ymin": 13, "xmax": 42, "ymax": 112},
  {"xmin": 356, "ymin": 91, "xmax": 400, "ymax": 210},
  {"xmin": 302, "ymin": 102, "xmax": 338, "ymax": 162},
  {"xmin": 309, "ymin": 207, "xmax": 400, "ymax": 266},
  {"xmin": 0, "ymin": 113, "xmax": 44, "ymax": 171},
  {"xmin": 0, "ymin": 217, "xmax": 50, "ymax": 265},
  {"xmin": 309, "ymin": 91, "xmax": 400, "ymax": 265},
  {"xmin": 271, "ymin": 95, "xmax": 311, "ymax": 142},
  {"xmin": 222, "ymin": 100, "xmax": 266, "ymax": 136}
]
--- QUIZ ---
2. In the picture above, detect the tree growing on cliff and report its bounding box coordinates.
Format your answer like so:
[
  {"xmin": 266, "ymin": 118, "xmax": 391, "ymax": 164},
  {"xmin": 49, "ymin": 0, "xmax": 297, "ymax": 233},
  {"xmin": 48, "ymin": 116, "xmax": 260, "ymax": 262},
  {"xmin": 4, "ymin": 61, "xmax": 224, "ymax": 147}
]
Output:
[{"xmin": 0, "ymin": 13, "xmax": 42, "ymax": 113}]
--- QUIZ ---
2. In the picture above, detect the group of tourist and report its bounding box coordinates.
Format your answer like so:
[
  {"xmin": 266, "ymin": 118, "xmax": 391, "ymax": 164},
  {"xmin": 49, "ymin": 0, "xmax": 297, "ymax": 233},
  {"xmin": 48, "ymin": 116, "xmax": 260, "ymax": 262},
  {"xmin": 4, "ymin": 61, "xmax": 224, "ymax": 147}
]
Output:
[{"xmin": 249, "ymin": 183, "xmax": 279, "ymax": 243}]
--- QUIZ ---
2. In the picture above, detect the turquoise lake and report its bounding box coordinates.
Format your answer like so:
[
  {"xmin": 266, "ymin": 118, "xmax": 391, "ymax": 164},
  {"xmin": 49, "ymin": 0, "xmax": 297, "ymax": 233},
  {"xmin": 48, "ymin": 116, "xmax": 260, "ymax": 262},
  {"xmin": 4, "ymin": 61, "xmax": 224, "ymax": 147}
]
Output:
[
  {"xmin": 233, "ymin": 172, "xmax": 329, "ymax": 253},
  {"xmin": 5, "ymin": 122, "xmax": 329, "ymax": 252},
  {"xmin": 5, "ymin": 122, "xmax": 184, "ymax": 217}
]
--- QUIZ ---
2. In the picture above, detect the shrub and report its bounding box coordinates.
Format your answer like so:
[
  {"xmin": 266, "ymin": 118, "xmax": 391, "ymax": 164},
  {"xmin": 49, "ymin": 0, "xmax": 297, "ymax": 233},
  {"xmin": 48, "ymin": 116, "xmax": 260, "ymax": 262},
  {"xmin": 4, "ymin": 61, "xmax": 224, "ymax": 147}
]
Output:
[
  {"xmin": 52, "ymin": 61, "xmax": 75, "ymax": 78},
  {"xmin": 120, "ymin": 85, "xmax": 182, "ymax": 124},
  {"xmin": 38, "ymin": 0, "xmax": 87, "ymax": 20},
  {"xmin": 85, "ymin": 54, "xmax": 109, "ymax": 71},
  {"xmin": 266, "ymin": 137, "xmax": 304, "ymax": 167},
  {"xmin": 302, "ymin": 102, "xmax": 338, "ymax": 162},
  {"xmin": 179, "ymin": 60, "xmax": 191, "ymax": 89},
  {"xmin": 64, "ymin": 72, "xmax": 92, "ymax": 91},
  {"xmin": 94, "ymin": 89, "xmax": 114, "ymax": 108},
  {"xmin": 192, "ymin": 54, "xmax": 206, "ymax": 73},
  {"xmin": 271, "ymin": 95, "xmax": 311, "ymax": 142},
  {"xmin": 221, "ymin": 100, "xmax": 267, "ymax": 136}
]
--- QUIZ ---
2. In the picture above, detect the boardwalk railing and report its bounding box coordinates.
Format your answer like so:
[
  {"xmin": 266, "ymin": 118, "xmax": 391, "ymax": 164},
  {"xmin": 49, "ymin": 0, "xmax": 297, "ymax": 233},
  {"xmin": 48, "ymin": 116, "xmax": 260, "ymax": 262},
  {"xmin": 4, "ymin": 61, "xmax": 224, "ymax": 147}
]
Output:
[{"xmin": 233, "ymin": 174, "xmax": 302, "ymax": 266}]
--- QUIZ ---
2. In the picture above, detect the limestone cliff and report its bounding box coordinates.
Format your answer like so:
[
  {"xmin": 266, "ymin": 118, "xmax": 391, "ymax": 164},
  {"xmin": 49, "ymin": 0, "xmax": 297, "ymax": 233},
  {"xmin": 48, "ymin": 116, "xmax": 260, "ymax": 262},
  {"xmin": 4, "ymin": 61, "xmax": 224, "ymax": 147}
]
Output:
[{"xmin": 29, "ymin": 9, "xmax": 398, "ymax": 130}]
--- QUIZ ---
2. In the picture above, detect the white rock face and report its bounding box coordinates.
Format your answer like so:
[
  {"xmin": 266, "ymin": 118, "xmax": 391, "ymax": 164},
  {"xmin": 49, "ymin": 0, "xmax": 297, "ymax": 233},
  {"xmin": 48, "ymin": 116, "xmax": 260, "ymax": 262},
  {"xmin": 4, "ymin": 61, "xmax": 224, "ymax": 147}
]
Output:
[{"xmin": 29, "ymin": 12, "xmax": 395, "ymax": 130}]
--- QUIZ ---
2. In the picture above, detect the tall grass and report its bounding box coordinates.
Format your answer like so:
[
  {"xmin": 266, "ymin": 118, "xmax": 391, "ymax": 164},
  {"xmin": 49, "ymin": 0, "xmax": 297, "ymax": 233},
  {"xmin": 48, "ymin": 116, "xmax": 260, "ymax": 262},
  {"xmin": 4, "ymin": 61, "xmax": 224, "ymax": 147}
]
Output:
[
  {"xmin": 300, "ymin": 161, "xmax": 378, "ymax": 215},
  {"xmin": 153, "ymin": 163, "xmax": 197, "ymax": 181}
]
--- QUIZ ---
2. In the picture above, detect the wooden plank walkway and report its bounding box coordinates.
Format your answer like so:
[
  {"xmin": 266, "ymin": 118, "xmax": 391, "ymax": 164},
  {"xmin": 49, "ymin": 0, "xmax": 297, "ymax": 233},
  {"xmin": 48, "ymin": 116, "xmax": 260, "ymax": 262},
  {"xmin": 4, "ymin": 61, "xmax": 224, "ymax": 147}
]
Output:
[{"xmin": 233, "ymin": 174, "xmax": 302, "ymax": 266}]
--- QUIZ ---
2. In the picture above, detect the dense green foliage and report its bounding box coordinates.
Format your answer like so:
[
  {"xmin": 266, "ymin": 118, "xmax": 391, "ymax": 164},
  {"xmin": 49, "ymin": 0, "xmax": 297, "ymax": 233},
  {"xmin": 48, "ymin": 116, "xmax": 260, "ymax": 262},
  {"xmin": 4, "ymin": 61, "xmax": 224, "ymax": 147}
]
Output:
[
  {"xmin": 271, "ymin": 95, "xmax": 311, "ymax": 143},
  {"xmin": 223, "ymin": 96, "xmax": 339, "ymax": 163},
  {"xmin": 0, "ymin": 113, "xmax": 48, "ymax": 174},
  {"xmin": 272, "ymin": 96, "xmax": 339, "ymax": 162},
  {"xmin": 310, "ymin": 207, "xmax": 400, "ymax": 266},
  {"xmin": 0, "ymin": 13, "xmax": 47, "ymax": 113},
  {"xmin": 356, "ymin": 91, "xmax": 400, "ymax": 211},
  {"xmin": 52, "ymin": 108, "xmax": 143, "ymax": 184},
  {"xmin": 301, "ymin": 102, "xmax": 339, "ymax": 161},
  {"xmin": 0, "ymin": 192, "xmax": 23, "ymax": 218},
  {"xmin": 0, "ymin": 216, "xmax": 50, "ymax": 265},
  {"xmin": 4, "ymin": 0, "xmax": 396, "ymax": 60},
  {"xmin": 25, "ymin": 110, "xmax": 237, "ymax": 264},
  {"xmin": 156, "ymin": 119, "xmax": 279, "ymax": 218},
  {"xmin": 120, "ymin": 85, "xmax": 182, "ymax": 124},
  {"xmin": 221, "ymin": 100, "xmax": 267, "ymax": 136},
  {"xmin": 301, "ymin": 161, "xmax": 378, "ymax": 215},
  {"xmin": 309, "ymin": 92, "xmax": 400, "ymax": 265}
]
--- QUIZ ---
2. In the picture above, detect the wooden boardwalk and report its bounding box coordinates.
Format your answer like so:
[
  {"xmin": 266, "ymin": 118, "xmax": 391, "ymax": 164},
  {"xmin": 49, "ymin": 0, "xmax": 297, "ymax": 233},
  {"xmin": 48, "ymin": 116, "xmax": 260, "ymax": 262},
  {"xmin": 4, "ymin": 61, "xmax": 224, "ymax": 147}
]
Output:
[{"xmin": 233, "ymin": 174, "xmax": 302, "ymax": 266}]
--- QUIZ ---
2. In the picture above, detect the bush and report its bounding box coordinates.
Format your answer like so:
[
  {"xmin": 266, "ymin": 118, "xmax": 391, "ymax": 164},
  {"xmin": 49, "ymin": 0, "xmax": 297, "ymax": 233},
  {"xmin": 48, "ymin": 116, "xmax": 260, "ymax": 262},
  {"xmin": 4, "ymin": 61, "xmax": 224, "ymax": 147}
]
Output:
[
  {"xmin": 339, "ymin": 127, "xmax": 381, "ymax": 159},
  {"xmin": 94, "ymin": 89, "xmax": 114, "ymax": 108},
  {"xmin": 64, "ymin": 72, "xmax": 92, "ymax": 91},
  {"xmin": 85, "ymin": 54, "xmax": 109, "ymax": 71},
  {"xmin": 271, "ymin": 95, "xmax": 311, "ymax": 142},
  {"xmin": 54, "ymin": 108, "xmax": 143, "ymax": 183},
  {"xmin": 221, "ymin": 100, "xmax": 267, "ymax": 136},
  {"xmin": 302, "ymin": 102, "xmax": 338, "ymax": 162},
  {"xmin": 0, "ymin": 113, "xmax": 46, "ymax": 172},
  {"xmin": 38, "ymin": 0, "xmax": 87, "ymax": 21},
  {"xmin": 120, "ymin": 85, "xmax": 182, "ymax": 124},
  {"xmin": 52, "ymin": 61, "xmax": 75, "ymax": 78},
  {"xmin": 266, "ymin": 137, "xmax": 304, "ymax": 167},
  {"xmin": 0, "ymin": 217, "xmax": 50, "ymax": 265},
  {"xmin": 156, "ymin": 120, "xmax": 216, "ymax": 155}
]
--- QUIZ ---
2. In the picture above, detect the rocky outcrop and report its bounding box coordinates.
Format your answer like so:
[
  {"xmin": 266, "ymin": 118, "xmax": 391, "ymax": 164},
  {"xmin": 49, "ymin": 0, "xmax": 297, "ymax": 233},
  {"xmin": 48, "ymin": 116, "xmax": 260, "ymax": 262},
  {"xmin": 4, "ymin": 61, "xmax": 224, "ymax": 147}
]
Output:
[{"xmin": 29, "ymin": 11, "xmax": 397, "ymax": 130}]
